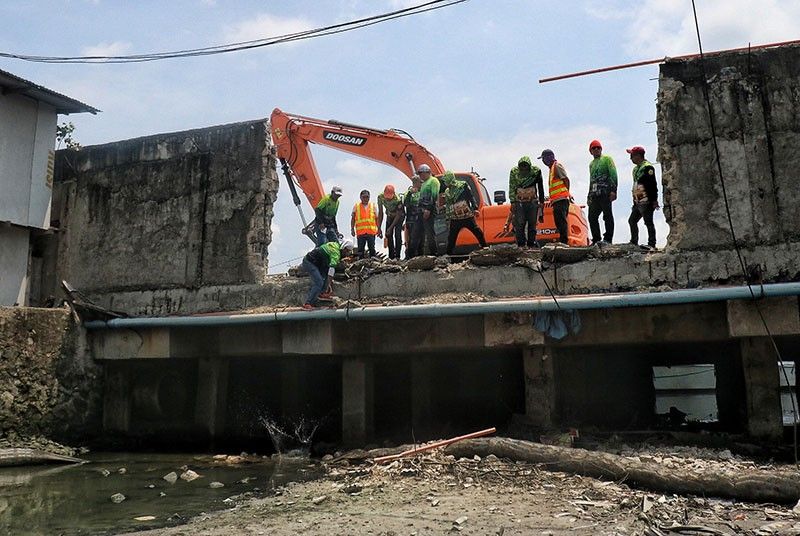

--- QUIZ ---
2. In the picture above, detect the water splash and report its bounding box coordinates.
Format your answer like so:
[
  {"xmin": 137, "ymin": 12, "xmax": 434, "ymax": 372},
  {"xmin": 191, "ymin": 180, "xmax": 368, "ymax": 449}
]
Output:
[{"xmin": 258, "ymin": 414, "xmax": 321, "ymax": 456}]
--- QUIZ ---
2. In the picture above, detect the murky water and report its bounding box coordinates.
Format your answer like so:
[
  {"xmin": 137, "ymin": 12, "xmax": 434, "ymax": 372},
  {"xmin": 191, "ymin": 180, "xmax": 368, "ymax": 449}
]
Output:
[{"xmin": 0, "ymin": 452, "xmax": 320, "ymax": 536}]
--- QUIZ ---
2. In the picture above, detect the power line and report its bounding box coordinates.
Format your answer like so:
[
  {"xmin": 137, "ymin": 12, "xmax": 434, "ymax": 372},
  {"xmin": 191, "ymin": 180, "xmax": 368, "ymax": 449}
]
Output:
[{"xmin": 0, "ymin": 0, "xmax": 467, "ymax": 65}]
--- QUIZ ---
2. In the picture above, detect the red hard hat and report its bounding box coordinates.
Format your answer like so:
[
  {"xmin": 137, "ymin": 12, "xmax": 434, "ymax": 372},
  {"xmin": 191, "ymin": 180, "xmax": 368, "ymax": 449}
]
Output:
[{"xmin": 589, "ymin": 139, "xmax": 602, "ymax": 150}]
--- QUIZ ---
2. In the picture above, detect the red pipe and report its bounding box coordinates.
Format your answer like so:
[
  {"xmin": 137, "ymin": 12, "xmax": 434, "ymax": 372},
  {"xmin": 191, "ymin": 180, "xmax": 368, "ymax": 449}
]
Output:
[
  {"xmin": 374, "ymin": 427, "xmax": 496, "ymax": 463},
  {"xmin": 539, "ymin": 39, "xmax": 800, "ymax": 84}
]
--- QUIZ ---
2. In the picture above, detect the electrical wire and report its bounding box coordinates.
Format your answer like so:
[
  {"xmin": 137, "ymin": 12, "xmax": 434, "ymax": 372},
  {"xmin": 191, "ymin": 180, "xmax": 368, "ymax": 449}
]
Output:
[
  {"xmin": 690, "ymin": 0, "xmax": 798, "ymax": 464},
  {"xmin": 0, "ymin": 0, "xmax": 467, "ymax": 64}
]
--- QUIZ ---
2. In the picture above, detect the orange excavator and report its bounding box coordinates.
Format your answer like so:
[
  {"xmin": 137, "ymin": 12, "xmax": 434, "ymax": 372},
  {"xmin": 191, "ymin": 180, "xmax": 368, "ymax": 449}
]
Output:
[{"xmin": 270, "ymin": 108, "xmax": 590, "ymax": 251}]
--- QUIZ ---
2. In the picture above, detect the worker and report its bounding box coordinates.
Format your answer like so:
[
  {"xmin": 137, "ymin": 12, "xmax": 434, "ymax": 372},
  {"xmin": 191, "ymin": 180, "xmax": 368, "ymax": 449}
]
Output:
[
  {"xmin": 587, "ymin": 140, "xmax": 618, "ymax": 245},
  {"xmin": 314, "ymin": 186, "xmax": 343, "ymax": 245},
  {"xmin": 504, "ymin": 156, "xmax": 545, "ymax": 248},
  {"xmin": 301, "ymin": 239, "xmax": 353, "ymax": 310},
  {"xmin": 351, "ymin": 189, "xmax": 379, "ymax": 258},
  {"xmin": 409, "ymin": 164, "xmax": 440, "ymax": 256},
  {"xmin": 442, "ymin": 171, "xmax": 486, "ymax": 255},
  {"xmin": 538, "ymin": 149, "xmax": 571, "ymax": 245},
  {"xmin": 377, "ymin": 184, "xmax": 405, "ymax": 259},
  {"xmin": 626, "ymin": 146, "xmax": 659, "ymax": 249},
  {"xmin": 404, "ymin": 174, "xmax": 422, "ymax": 259}
]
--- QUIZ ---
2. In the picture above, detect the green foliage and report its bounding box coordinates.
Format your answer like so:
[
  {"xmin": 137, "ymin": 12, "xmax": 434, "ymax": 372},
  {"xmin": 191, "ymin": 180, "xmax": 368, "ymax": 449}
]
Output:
[{"xmin": 56, "ymin": 122, "xmax": 81, "ymax": 150}]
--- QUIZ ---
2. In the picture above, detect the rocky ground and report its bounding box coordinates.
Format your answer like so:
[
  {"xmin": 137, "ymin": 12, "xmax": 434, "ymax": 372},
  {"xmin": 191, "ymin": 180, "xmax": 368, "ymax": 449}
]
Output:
[{"xmin": 120, "ymin": 442, "xmax": 800, "ymax": 536}]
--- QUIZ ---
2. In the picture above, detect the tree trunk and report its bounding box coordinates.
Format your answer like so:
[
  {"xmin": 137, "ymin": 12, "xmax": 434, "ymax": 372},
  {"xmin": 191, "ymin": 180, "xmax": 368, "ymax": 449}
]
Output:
[{"xmin": 445, "ymin": 437, "xmax": 800, "ymax": 504}]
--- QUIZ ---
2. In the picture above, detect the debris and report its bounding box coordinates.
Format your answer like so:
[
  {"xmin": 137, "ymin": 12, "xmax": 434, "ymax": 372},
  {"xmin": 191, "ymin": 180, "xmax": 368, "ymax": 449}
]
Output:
[
  {"xmin": 100, "ymin": 469, "xmax": 110, "ymax": 477},
  {"xmin": 374, "ymin": 427, "xmax": 496, "ymax": 464},
  {"xmin": 341, "ymin": 483, "xmax": 363, "ymax": 494},
  {"xmin": 180, "ymin": 469, "xmax": 201, "ymax": 482},
  {"xmin": 209, "ymin": 481, "xmax": 225, "ymax": 489},
  {"xmin": 163, "ymin": 471, "xmax": 178, "ymax": 484},
  {"xmin": 454, "ymin": 516, "xmax": 468, "ymax": 525},
  {"xmin": 118, "ymin": 467, "xmax": 127, "ymax": 475},
  {"xmin": 406, "ymin": 256, "xmax": 436, "ymax": 271},
  {"xmin": 311, "ymin": 495, "xmax": 328, "ymax": 505},
  {"xmin": 134, "ymin": 516, "xmax": 156, "ymax": 522},
  {"xmin": 110, "ymin": 493, "xmax": 126, "ymax": 504}
]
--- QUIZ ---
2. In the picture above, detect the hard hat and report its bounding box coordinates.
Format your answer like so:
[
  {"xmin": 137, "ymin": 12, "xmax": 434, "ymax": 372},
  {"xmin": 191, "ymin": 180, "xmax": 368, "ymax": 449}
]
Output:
[
  {"xmin": 331, "ymin": 185, "xmax": 343, "ymax": 196},
  {"xmin": 589, "ymin": 139, "xmax": 602, "ymax": 150},
  {"xmin": 383, "ymin": 184, "xmax": 395, "ymax": 199},
  {"xmin": 626, "ymin": 146, "xmax": 646, "ymax": 155},
  {"xmin": 340, "ymin": 238, "xmax": 354, "ymax": 250},
  {"xmin": 537, "ymin": 149, "xmax": 555, "ymax": 160},
  {"xmin": 417, "ymin": 164, "xmax": 431, "ymax": 173}
]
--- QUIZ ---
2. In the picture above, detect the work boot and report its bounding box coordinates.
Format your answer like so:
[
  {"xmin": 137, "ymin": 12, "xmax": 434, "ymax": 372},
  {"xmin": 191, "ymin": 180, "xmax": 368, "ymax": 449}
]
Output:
[
  {"xmin": 318, "ymin": 292, "xmax": 333, "ymax": 300},
  {"xmin": 302, "ymin": 303, "xmax": 315, "ymax": 311}
]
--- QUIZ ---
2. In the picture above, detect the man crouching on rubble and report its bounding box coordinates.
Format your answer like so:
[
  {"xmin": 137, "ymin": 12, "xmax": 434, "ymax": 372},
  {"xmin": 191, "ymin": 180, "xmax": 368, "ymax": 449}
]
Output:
[{"xmin": 302, "ymin": 239, "xmax": 354, "ymax": 310}]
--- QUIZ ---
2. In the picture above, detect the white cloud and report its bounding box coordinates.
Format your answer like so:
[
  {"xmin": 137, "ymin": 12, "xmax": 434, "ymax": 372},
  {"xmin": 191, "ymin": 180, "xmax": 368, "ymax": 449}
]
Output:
[
  {"xmin": 592, "ymin": 0, "xmax": 800, "ymax": 57},
  {"xmin": 223, "ymin": 13, "xmax": 315, "ymax": 44},
  {"xmin": 81, "ymin": 41, "xmax": 132, "ymax": 57}
]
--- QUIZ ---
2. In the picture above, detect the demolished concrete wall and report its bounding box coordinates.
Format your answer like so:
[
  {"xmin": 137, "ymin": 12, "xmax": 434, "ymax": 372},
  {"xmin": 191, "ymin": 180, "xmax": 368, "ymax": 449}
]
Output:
[
  {"xmin": 52, "ymin": 120, "xmax": 277, "ymax": 302},
  {"xmin": 658, "ymin": 43, "xmax": 800, "ymax": 251},
  {"xmin": 0, "ymin": 307, "xmax": 101, "ymax": 442}
]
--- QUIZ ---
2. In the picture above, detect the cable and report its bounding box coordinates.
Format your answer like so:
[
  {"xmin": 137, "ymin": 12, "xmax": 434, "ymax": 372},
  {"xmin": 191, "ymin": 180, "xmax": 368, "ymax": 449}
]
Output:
[
  {"xmin": 0, "ymin": 0, "xmax": 467, "ymax": 64},
  {"xmin": 690, "ymin": 0, "xmax": 798, "ymax": 463}
]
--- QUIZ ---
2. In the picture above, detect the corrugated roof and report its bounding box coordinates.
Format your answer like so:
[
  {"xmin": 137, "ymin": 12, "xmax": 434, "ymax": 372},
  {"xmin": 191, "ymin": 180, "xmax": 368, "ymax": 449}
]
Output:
[{"xmin": 0, "ymin": 68, "xmax": 99, "ymax": 115}]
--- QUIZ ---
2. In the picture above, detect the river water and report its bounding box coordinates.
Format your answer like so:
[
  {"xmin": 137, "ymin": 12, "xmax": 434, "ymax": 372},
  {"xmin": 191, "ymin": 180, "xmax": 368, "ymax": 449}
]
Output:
[{"xmin": 0, "ymin": 452, "xmax": 320, "ymax": 536}]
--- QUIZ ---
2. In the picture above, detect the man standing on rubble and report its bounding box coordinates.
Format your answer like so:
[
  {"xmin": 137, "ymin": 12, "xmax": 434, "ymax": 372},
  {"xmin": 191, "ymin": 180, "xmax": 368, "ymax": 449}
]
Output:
[
  {"xmin": 377, "ymin": 184, "xmax": 405, "ymax": 260},
  {"xmin": 539, "ymin": 149, "xmax": 571, "ymax": 245},
  {"xmin": 301, "ymin": 239, "xmax": 353, "ymax": 310},
  {"xmin": 409, "ymin": 164, "xmax": 440, "ymax": 256},
  {"xmin": 351, "ymin": 189, "xmax": 380, "ymax": 258},
  {"xmin": 627, "ymin": 146, "xmax": 659, "ymax": 250},
  {"xmin": 587, "ymin": 140, "xmax": 618, "ymax": 245},
  {"xmin": 504, "ymin": 156, "xmax": 545, "ymax": 247},
  {"xmin": 314, "ymin": 185, "xmax": 343, "ymax": 245},
  {"xmin": 442, "ymin": 171, "xmax": 486, "ymax": 255},
  {"xmin": 404, "ymin": 175, "xmax": 422, "ymax": 259}
]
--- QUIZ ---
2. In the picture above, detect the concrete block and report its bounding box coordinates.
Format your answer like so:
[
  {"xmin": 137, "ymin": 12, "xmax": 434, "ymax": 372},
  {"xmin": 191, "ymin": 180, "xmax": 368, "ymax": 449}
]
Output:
[{"xmin": 727, "ymin": 297, "xmax": 800, "ymax": 337}]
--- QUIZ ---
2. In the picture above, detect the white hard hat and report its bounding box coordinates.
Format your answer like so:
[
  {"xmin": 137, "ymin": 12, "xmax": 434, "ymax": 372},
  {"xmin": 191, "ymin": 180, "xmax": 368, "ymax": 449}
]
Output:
[
  {"xmin": 340, "ymin": 238, "xmax": 354, "ymax": 250},
  {"xmin": 417, "ymin": 164, "xmax": 431, "ymax": 173},
  {"xmin": 331, "ymin": 185, "xmax": 343, "ymax": 196}
]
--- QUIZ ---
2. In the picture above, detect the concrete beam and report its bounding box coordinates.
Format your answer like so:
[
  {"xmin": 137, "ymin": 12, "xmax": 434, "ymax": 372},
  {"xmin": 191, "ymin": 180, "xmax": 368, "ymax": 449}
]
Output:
[
  {"xmin": 484, "ymin": 313, "xmax": 544, "ymax": 347},
  {"xmin": 283, "ymin": 321, "xmax": 333, "ymax": 355},
  {"xmin": 523, "ymin": 347, "xmax": 555, "ymax": 428},
  {"xmin": 341, "ymin": 357, "xmax": 374, "ymax": 446},
  {"xmin": 740, "ymin": 337, "xmax": 783, "ymax": 440},
  {"xmin": 194, "ymin": 358, "xmax": 229, "ymax": 437},
  {"xmin": 92, "ymin": 328, "xmax": 171, "ymax": 360},
  {"xmin": 727, "ymin": 297, "xmax": 800, "ymax": 337}
]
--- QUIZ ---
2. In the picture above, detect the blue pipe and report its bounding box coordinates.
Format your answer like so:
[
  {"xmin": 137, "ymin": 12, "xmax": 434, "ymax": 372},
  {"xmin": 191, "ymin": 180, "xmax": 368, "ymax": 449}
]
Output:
[{"xmin": 83, "ymin": 282, "xmax": 800, "ymax": 330}]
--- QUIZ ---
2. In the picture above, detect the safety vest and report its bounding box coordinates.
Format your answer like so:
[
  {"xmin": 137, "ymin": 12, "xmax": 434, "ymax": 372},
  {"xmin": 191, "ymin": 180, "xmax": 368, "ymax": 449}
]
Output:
[
  {"xmin": 549, "ymin": 161, "xmax": 570, "ymax": 201},
  {"xmin": 354, "ymin": 202, "xmax": 378, "ymax": 236}
]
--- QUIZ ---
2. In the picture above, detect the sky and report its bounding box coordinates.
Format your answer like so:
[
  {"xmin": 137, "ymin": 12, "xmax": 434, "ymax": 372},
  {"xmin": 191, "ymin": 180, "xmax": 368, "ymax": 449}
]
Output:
[{"xmin": 1, "ymin": 0, "xmax": 798, "ymax": 272}]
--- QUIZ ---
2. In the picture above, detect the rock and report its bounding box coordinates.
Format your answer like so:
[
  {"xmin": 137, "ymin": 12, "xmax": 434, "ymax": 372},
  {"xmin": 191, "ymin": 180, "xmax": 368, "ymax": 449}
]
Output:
[
  {"xmin": 110, "ymin": 493, "xmax": 126, "ymax": 504},
  {"xmin": 454, "ymin": 516, "xmax": 468, "ymax": 525},
  {"xmin": 100, "ymin": 469, "xmax": 111, "ymax": 477},
  {"xmin": 311, "ymin": 495, "xmax": 328, "ymax": 504},
  {"xmin": 118, "ymin": 467, "xmax": 127, "ymax": 475},
  {"xmin": 406, "ymin": 256, "xmax": 436, "ymax": 271},
  {"xmin": 134, "ymin": 516, "xmax": 156, "ymax": 521},
  {"xmin": 470, "ymin": 244, "xmax": 524, "ymax": 266},
  {"xmin": 793, "ymin": 498, "xmax": 800, "ymax": 514},
  {"xmin": 162, "ymin": 471, "xmax": 178, "ymax": 484},
  {"xmin": 180, "ymin": 469, "xmax": 201, "ymax": 482},
  {"xmin": 322, "ymin": 454, "xmax": 334, "ymax": 461},
  {"xmin": 341, "ymin": 483, "xmax": 363, "ymax": 494},
  {"xmin": 540, "ymin": 244, "xmax": 592, "ymax": 264},
  {"xmin": 718, "ymin": 449, "xmax": 734, "ymax": 460},
  {"xmin": 209, "ymin": 481, "xmax": 225, "ymax": 488}
]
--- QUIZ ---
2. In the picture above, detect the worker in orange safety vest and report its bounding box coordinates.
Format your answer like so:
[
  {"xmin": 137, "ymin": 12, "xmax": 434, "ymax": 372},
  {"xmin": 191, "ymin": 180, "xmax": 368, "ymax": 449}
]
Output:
[
  {"xmin": 538, "ymin": 148, "xmax": 571, "ymax": 245},
  {"xmin": 350, "ymin": 189, "xmax": 379, "ymax": 258}
]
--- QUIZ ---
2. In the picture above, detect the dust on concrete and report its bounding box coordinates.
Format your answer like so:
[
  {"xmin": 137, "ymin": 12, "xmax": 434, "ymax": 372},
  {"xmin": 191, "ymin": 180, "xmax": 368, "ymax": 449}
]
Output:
[{"xmin": 119, "ymin": 443, "xmax": 800, "ymax": 536}]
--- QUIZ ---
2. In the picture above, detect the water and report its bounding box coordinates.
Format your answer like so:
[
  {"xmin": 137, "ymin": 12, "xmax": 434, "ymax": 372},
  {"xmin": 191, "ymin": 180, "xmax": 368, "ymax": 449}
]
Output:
[{"xmin": 0, "ymin": 452, "xmax": 320, "ymax": 536}]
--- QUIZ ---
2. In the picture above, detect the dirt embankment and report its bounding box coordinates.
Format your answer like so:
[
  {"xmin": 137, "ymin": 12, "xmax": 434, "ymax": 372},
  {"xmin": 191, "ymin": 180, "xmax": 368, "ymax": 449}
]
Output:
[
  {"xmin": 123, "ymin": 442, "xmax": 800, "ymax": 536},
  {"xmin": 0, "ymin": 307, "xmax": 101, "ymax": 449}
]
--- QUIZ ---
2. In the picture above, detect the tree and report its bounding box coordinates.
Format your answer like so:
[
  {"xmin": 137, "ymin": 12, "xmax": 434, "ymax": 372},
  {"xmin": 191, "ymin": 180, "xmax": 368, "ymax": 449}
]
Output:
[{"xmin": 56, "ymin": 122, "xmax": 81, "ymax": 150}]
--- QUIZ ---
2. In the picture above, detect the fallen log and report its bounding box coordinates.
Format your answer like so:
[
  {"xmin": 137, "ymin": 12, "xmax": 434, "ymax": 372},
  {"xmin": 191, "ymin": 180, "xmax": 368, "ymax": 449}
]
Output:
[
  {"xmin": 444, "ymin": 437, "xmax": 800, "ymax": 504},
  {"xmin": 374, "ymin": 427, "xmax": 496, "ymax": 464},
  {"xmin": 0, "ymin": 448, "xmax": 86, "ymax": 468}
]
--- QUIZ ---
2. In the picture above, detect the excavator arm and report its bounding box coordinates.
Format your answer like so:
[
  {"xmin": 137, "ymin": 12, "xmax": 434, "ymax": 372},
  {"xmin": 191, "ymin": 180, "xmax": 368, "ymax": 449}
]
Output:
[{"xmin": 271, "ymin": 108, "xmax": 444, "ymax": 212}]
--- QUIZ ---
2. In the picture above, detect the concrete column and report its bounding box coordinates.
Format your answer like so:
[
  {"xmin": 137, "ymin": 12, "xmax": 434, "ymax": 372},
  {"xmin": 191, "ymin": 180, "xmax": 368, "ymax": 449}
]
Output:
[
  {"xmin": 740, "ymin": 337, "xmax": 783, "ymax": 440},
  {"xmin": 103, "ymin": 365, "xmax": 131, "ymax": 433},
  {"xmin": 342, "ymin": 357, "xmax": 374, "ymax": 446},
  {"xmin": 523, "ymin": 347, "xmax": 555, "ymax": 429},
  {"xmin": 411, "ymin": 356, "xmax": 432, "ymax": 438},
  {"xmin": 281, "ymin": 358, "xmax": 305, "ymax": 419},
  {"xmin": 194, "ymin": 358, "xmax": 229, "ymax": 437}
]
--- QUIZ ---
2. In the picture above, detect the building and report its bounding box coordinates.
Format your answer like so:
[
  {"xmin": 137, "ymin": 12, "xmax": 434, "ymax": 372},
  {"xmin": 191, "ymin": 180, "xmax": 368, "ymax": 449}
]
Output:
[{"xmin": 0, "ymin": 68, "xmax": 97, "ymax": 305}]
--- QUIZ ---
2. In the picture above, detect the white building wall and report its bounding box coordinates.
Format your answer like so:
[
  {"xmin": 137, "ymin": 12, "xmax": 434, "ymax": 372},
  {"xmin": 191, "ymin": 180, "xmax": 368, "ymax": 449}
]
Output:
[
  {"xmin": 0, "ymin": 93, "xmax": 56, "ymax": 229},
  {"xmin": 0, "ymin": 226, "xmax": 31, "ymax": 305}
]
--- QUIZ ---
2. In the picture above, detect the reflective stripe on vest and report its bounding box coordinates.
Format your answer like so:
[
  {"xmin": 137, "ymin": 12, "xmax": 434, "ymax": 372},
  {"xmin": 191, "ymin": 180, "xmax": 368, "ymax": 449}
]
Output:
[
  {"xmin": 354, "ymin": 202, "xmax": 378, "ymax": 235},
  {"xmin": 549, "ymin": 161, "xmax": 569, "ymax": 201}
]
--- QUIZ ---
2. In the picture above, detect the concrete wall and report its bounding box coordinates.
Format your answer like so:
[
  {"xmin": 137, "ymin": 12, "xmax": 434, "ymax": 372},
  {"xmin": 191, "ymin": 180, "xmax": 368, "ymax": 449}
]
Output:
[
  {"xmin": 658, "ymin": 44, "xmax": 800, "ymax": 250},
  {"xmin": 0, "ymin": 226, "xmax": 30, "ymax": 305},
  {"xmin": 0, "ymin": 307, "xmax": 101, "ymax": 442},
  {"xmin": 0, "ymin": 94, "xmax": 55, "ymax": 229},
  {"xmin": 52, "ymin": 120, "xmax": 278, "ymax": 298}
]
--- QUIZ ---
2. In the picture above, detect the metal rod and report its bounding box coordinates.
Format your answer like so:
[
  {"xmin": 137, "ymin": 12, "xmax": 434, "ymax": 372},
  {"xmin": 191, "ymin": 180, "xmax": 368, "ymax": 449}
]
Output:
[
  {"xmin": 539, "ymin": 39, "xmax": 800, "ymax": 84},
  {"xmin": 83, "ymin": 281, "xmax": 800, "ymax": 330}
]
